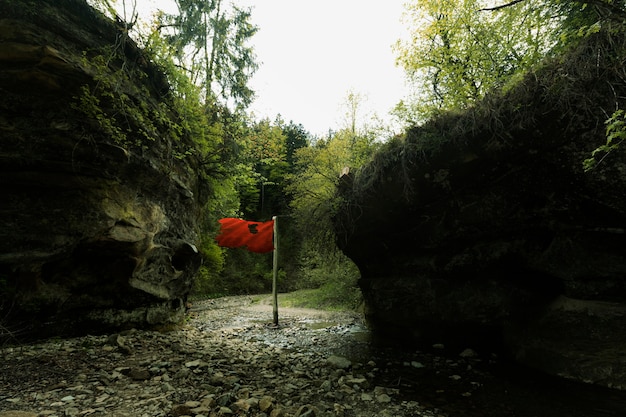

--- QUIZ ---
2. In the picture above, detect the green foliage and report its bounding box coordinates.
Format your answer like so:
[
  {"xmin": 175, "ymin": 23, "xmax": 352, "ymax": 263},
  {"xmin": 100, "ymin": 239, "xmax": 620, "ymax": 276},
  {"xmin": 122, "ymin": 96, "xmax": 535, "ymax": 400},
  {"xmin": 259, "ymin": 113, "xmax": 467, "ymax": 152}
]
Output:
[
  {"xmin": 395, "ymin": 0, "xmax": 626, "ymax": 172},
  {"xmin": 282, "ymin": 121, "xmax": 309, "ymax": 167},
  {"xmin": 287, "ymin": 129, "xmax": 380, "ymax": 242},
  {"xmin": 554, "ymin": 1, "xmax": 622, "ymax": 46},
  {"xmin": 278, "ymin": 238, "xmax": 362, "ymax": 311},
  {"xmin": 188, "ymin": 116, "xmax": 310, "ymax": 298},
  {"xmin": 195, "ymin": 248, "xmax": 275, "ymax": 296},
  {"xmin": 71, "ymin": 41, "xmax": 221, "ymax": 180},
  {"xmin": 197, "ymin": 113, "xmax": 380, "ymax": 303},
  {"xmin": 395, "ymin": 0, "xmax": 559, "ymax": 123},
  {"xmin": 279, "ymin": 278, "xmax": 362, "ymax": 311},
  {"xmin": 294, "ymin": 243, "xmax": 361, "ymax": 309},
  {"xmin": 192, "ymin": 234, "xmax": 225, "ymax": 295},
  {"xmin": 584, "ymin": 109, "xmax": 626, "ymax": 171},
  {"xmin": 74, "ymin": 83, "xmax": 127, "ymax": 144},
  {"xmin": 78, "ymin": 0, "xmax": 382, "ymax": 308},
  {"xmin": 279, "ymin": 122, "xmax": 383, "ymax": 302},
  {"xmin": 72, "ymin": 47, "xmax": 156, "ymax": 147},
  {"xmin": 157, "ymin": 0, "xmax": 258, "ymax": 110},
  {"xmin": 144, "ymin": 30, "xmax": 232, "ymax": 170},
  {"xmin": 245, "ymin": 118, "xmax": 287, "ymax": 163},
  {"xmin": 395, "ymin": 0, "xmax": 626, "ymax": 125},
  {"xmin": 234, "ymin": 118, "xmax": 289, "ymax": 219}
]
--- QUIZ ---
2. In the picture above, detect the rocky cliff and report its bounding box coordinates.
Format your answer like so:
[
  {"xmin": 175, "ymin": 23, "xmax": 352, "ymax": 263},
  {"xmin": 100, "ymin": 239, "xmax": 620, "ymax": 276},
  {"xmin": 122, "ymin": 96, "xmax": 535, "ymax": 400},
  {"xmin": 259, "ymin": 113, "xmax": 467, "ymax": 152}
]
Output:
[
  {"xmin": 0, "ymin": 0, "xmax": 205, "ymax": 338},
  {"xmin": 335, "ymin": 28, "xmax": 626, "ymax": 389}
]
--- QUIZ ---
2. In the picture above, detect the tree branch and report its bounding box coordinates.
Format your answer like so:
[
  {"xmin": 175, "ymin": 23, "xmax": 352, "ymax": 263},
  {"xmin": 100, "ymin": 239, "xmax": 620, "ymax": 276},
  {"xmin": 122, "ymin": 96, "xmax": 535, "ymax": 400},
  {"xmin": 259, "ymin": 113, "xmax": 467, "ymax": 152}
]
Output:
[{"xmin": 479, "ymin": 0, "xmax": 525, "ymax": 12}]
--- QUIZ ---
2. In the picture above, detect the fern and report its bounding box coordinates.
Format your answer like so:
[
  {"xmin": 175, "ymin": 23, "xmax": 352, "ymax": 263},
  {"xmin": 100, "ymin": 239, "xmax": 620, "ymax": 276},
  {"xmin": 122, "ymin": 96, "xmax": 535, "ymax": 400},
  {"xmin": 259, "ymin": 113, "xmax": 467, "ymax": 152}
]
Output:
[{"xmin": 584, "ymin": 109, "xmax": 626, "ymax": 171}]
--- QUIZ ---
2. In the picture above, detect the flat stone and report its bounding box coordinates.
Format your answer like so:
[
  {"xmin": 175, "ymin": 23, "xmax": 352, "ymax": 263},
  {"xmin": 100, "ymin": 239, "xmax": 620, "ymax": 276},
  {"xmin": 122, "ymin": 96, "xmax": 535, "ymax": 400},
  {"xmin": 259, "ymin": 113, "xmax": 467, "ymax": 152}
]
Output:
[
  {"xmin": 128, "ymin": 368, "xmax": 151, "ymax": 381},
  {"xmin": 326, "ymin": 355, "xmax": 352, "ymax": 369}
]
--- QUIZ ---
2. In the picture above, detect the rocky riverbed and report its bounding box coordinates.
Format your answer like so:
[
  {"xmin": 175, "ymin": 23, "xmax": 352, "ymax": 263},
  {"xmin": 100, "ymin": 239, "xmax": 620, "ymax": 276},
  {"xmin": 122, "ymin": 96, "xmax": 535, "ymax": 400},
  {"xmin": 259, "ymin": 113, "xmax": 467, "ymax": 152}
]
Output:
[{"xmin": 2, "ymin": 295, "xmax": 626, "ymax": 417}]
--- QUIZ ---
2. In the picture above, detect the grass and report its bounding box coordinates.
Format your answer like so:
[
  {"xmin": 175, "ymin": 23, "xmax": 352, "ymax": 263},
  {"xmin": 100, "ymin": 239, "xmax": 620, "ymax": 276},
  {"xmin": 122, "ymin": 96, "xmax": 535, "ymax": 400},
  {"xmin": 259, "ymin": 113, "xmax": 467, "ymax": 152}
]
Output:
[
  {"xmin": 192, "ymin": 267, "xmax": 364, "ymax": 313},
  {"xmin": 276, "ymin": 285, "xmax": 363, "ymax": 312}
]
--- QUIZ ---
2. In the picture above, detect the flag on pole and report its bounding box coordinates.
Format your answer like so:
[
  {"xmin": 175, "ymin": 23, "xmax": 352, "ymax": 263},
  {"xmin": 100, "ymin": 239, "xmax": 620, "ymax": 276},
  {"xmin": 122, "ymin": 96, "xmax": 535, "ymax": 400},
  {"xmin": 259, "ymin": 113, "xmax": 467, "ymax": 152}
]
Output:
[{"xmin": 216, "ymin": 218, "xmax": 275, "ymax": 253}]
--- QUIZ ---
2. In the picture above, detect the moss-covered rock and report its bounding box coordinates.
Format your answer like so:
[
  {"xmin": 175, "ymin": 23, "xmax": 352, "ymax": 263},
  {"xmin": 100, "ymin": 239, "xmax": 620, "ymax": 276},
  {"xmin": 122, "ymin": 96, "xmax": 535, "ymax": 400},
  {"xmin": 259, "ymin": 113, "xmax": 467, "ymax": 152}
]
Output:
[{"xmin": 0, "ymin": 0, "xmax": 204, "ymax": 338}]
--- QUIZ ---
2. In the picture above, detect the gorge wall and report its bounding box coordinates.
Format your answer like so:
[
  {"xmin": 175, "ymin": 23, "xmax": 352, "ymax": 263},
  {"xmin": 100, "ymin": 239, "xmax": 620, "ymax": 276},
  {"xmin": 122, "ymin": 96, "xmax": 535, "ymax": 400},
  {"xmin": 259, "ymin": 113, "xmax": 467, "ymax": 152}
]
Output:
[
  {"xmin": 335, "ymin": 29, "xmax": 626, "ymax": 389},
  {"xmin": 0, "ymin": 0, "xmax": 205, "ymax": 338}
]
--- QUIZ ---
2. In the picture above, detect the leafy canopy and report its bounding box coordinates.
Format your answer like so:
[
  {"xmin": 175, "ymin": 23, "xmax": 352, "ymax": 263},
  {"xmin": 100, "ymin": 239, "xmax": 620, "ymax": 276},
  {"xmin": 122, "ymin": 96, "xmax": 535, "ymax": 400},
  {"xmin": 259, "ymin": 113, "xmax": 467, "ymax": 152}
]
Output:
[
  {"xmin": 395, "ymin": 0, "xmax": 626, "ymax": 169},
  {"xmin": 394, "ymin": 0, "xmax": 561, "ymax": 123}
]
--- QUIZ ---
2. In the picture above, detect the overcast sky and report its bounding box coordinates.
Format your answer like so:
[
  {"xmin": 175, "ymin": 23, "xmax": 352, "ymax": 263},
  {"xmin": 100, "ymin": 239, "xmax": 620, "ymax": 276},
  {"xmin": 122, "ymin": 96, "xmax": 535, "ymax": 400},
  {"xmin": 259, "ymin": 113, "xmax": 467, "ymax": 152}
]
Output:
[
  {"xmin": 138, "ymin": 0, "xmax": 410, "ymax": 136},
  {"xmin": 237, "ymin": 0, "xmax": 409, "ymax": 136}
]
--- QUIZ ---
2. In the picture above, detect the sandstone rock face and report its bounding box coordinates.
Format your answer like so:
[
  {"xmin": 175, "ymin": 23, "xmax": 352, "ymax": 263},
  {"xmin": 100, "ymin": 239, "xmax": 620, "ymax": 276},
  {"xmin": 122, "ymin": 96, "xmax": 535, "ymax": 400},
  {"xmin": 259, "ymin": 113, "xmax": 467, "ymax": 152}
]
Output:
[
  {"xmin": 0, "ymin": 0, "xmax": 203, "ymax": 337},
  {"xmin": 335, "ymin": 30, "xmax": 626, "ymax": 389}
]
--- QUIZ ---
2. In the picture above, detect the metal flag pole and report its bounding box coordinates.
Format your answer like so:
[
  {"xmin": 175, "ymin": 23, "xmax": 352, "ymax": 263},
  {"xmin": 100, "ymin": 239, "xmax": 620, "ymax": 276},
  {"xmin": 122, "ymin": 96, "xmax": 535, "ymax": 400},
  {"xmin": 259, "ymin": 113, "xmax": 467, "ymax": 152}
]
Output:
[{"xmin": 272, "ymin": 215, "xmax": 279, "ymax": 326}]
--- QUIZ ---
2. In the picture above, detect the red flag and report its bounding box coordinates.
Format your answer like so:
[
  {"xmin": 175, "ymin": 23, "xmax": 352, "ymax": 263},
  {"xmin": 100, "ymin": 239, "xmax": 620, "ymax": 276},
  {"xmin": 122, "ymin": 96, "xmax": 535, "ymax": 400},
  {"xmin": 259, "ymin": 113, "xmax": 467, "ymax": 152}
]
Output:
[{"xmin": 216, "ymin": 218, "xmax": 274, "ymax": 253}]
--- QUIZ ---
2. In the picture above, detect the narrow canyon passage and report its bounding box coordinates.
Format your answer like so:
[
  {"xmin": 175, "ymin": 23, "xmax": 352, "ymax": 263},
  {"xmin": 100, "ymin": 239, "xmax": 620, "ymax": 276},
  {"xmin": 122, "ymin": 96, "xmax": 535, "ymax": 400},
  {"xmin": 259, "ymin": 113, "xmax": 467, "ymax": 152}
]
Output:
[{"xmin": 2, "ymin": 295, "xmax": 626, "ymax": 417}]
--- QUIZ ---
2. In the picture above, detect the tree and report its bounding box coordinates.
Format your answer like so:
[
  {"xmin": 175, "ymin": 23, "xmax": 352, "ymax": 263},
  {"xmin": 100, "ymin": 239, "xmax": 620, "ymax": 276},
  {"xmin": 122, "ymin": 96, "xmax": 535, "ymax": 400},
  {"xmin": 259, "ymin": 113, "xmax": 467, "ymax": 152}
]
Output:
[
  {"xmin": 287, "ymin": 128, "xmax": 380, "ymax": 243},
  {"xmin": 238, "ymin": 118, "xmax": 288, "ymax": 218},
  {"xmin": 280, "ymin": 127, "xmax": 381, "ymax": 304},
  {"xmin": 158, "ymin": 0, "xmax": 258, "ymax": 111},
  {"xmin": 228, "ymin": 117, "xmax": 310, "ymax": 220},
  {"xmin": 341, "ymin": 89, "xmax": 366, "ymax": 136},
  {"xmin": 280, "ymin": 120, "xmax": 309, "ymax": 168},
  {"xmin": 397, "ymin": 0, "xmax": 626, "ymax": 168},
  {"xmin": 394, "ymin": 0, "xmax": 559, "ymax": 123}
]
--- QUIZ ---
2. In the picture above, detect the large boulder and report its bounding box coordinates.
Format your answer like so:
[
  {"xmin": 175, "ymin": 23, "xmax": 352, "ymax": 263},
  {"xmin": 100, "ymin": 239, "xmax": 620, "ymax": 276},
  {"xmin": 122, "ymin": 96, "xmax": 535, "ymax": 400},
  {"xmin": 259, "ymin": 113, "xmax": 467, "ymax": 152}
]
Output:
[
  {"xmin": 335, "ymin": 29, "xmax": 626, "ymax": 389},
  {"xmin": 0, "ymin": 0, "xmax": 204, "ymax": 338}
]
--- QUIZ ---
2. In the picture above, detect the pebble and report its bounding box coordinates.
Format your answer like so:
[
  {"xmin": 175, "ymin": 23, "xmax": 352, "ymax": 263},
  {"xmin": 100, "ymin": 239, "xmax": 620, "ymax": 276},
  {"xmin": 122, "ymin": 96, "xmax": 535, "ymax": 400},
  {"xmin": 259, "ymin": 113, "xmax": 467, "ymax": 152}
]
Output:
[{"xmin": 459, "ymin": 348, "xmax": 477, "ymax": 358}]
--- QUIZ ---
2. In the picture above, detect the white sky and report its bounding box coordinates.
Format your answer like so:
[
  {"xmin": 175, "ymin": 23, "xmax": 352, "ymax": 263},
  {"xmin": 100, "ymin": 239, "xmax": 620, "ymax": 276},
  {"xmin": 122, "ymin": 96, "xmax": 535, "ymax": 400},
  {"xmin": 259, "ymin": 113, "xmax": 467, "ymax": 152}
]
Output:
[
  {"xmin": 136, "ymin": 0, "xmax": 410, "ymax": 137},
  {"xmin": 237, "ymin": 0, "xmax": 409, "ymax": 136}
]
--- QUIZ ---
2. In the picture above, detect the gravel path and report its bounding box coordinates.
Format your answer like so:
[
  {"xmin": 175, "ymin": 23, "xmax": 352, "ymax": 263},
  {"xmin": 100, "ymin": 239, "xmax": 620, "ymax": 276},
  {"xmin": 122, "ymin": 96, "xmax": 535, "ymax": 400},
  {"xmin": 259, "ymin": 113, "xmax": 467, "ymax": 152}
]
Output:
[
  {"xmin": 2, "ymin": 295, "xmax": 626, "ymax": 417},
  {"xmin": 0, "ymin": 295, "xmax": 444, "ymax": 417}
]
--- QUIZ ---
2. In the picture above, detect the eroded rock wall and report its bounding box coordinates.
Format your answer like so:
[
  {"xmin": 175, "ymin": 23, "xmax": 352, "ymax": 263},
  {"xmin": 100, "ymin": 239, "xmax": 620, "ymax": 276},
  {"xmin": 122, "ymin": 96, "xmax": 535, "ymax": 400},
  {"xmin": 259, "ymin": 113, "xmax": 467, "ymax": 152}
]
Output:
[
  {"xmin": 0, "ymin": 0, "xmax": 204, "ymax": 337},
  {"xmin": 335, "ymin": 29, "xmax": 626, "ymax": 388}
]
